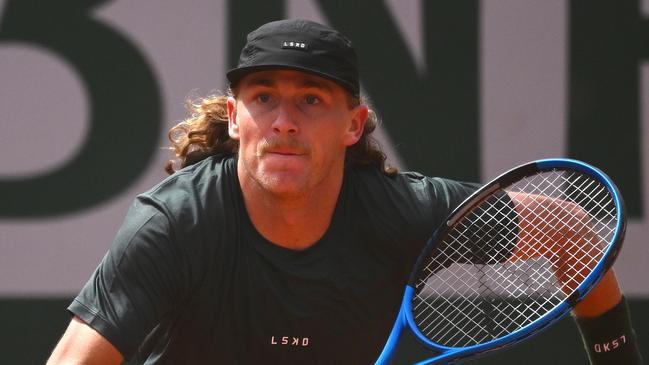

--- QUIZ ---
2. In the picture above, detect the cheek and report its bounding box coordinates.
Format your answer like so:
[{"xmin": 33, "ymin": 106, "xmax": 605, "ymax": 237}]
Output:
[
  {"xmin": 233, "ymin": 111, "xmax": 260, "ymax": 145},
  {"xmin": 238, "ymin": 128, "xmax": 260, "ymax": 154},
  {"xmin": 311, "ymin": 126, "xmax": 349, "ymax": 158}
]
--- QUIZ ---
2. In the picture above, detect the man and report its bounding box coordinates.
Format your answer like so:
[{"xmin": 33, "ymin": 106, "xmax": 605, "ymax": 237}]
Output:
[{"xmin": 48, "ymin": 19, "xmax": 642, "ymax": 364}]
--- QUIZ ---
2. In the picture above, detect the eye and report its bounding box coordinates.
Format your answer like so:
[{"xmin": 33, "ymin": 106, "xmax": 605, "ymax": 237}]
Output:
[
  {"xmin": 256, "ymin": 93, "xmax": 272, "ymax": 103},
  {"xmin": 304, "ymin": 95, "xmax": 320, "ymax": 105}
]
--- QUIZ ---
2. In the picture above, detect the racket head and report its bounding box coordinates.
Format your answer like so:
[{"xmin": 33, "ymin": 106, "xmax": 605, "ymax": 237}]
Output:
[{"xmin": 377, "ymin": 158, "xmax": 626, "ymax": 365}]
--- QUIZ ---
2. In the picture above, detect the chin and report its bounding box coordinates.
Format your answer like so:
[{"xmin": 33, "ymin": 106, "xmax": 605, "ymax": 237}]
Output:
[{"xmin": 256, "ymin": 171, "xmax": 309, "ymax": 196}]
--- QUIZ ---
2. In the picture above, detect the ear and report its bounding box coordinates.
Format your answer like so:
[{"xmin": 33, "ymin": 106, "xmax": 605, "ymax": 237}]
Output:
[
  {"xmin": 343, "ymin": 104, "xmax": 368, "ymax": 146},
  {"xmin": 227, "ymin": 97, "xmax": 240, "ymax": 140}
]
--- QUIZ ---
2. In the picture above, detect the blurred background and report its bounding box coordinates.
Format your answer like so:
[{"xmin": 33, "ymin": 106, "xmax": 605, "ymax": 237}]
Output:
[{"xmin": 1, "ymin": 0, "xmax": 647, "ymax": 363}]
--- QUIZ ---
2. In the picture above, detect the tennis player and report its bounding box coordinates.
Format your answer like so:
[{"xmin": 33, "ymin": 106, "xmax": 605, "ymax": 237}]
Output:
[{"xmin": 47, "ymin": 19, "xmax": 642, "ymax": 364}]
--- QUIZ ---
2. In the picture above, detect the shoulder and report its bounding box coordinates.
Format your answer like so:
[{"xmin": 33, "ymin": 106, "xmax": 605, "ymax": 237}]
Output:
[
  {"xmin": 141, "ymin": 154, "xmax": 236, "ymax": 207},
  {"xmin": 109, "ymin": 155, "xmax": 240, "ymax": 277},
  {"xmin": 402, "ymin": 172, "xmax": 481, "ymax": 210},
  {"xmin": 349, "ymin": 167, "xmax": 479, "ymax": 204},
  {"xmin": 149, "ymin": 154, "xmax": 235, "ymax": 193},
  {"xmin": 347, "ymin": 167, "xmax": 482, "ymax": 230},
  {"xmin": 131, "ymin": 154, "xmax": 239, "ymax": 231}
]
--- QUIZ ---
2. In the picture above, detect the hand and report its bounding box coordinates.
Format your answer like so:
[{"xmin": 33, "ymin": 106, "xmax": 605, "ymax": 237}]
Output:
[{"xmin": 506, "ymin": 191, "xmax": 619, "ymax": 312}]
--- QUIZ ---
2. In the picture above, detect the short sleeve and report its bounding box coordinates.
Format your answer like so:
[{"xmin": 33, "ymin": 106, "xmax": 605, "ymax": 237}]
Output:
[
  {"xmin": 423, "ymin": 176, "xmax": 482, "ymax": 216},
  {"xmin": 68, "ymin": 197, "xmax": 187, "ymax": 358},
  {"xmin": 447, "ymin": 191, "xmax": 519, "ymax": 265},
  {"xmin": 406, "ymin": 173, "xmax": 482, "ymax": 230},
  {"xmin": 412, "ymin": 177, "xmax": 518, "ymax": 268}
]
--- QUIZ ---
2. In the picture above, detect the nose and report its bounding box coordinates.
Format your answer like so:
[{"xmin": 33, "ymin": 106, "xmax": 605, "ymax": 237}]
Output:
[{"xmin": 271, "ymin": 102, "xmax": 298, "ymax": 135}]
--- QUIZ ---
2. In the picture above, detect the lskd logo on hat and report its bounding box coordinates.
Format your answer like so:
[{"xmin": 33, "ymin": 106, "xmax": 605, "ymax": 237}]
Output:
[{"xmin": 281, "ymin": 41, "xmax": 308, "ymax": 50}]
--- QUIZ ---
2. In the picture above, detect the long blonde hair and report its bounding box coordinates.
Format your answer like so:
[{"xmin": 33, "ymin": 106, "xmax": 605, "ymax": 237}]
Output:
[{"xmin": 165, "ymin": 91, "xmax": 396, "ymax": 176}]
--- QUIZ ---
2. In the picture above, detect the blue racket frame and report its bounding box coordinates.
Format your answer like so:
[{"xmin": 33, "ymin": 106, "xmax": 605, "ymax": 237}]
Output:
[{"xmin": 375, "ymin": 158, "xmax": 626, "ymax": 365}]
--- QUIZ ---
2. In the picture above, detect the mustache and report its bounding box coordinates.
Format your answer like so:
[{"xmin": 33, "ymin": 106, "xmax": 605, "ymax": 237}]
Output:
[{"xmin": 256, "ymin": 137, "xmax": 310, "ymax": 156}]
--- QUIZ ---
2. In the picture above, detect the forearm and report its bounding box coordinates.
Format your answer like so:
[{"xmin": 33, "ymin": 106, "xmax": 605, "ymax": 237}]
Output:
[{"xmin": 572, "ymin": 270, "xmax": 621, "ymax": 318}]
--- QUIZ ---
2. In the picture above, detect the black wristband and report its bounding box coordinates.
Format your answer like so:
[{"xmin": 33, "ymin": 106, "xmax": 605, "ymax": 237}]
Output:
[{"xmin": 574, "ymin": 296, "xmax": 644, "ymax": 364}]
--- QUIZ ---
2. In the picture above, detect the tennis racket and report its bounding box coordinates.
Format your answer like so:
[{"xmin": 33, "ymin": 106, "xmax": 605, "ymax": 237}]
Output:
[{"xmin": 376, "ymin": 158, "xmax": 626, "ymax": 365}]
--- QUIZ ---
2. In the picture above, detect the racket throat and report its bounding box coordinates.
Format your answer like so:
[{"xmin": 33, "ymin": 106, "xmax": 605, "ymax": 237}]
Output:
[{"xmin": 376, "ymin": 304, "xmax": 441, "ymax": 365}]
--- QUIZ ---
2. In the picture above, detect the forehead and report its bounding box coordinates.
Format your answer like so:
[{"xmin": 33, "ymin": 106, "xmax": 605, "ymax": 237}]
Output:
[{"xmin": 236, "ymin": 69, "xmax": 345, "ymax": 94}]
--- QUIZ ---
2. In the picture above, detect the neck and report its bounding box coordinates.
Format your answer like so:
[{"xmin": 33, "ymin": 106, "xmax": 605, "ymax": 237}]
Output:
[{"xmin": 238, "ymin": 165, "xmax": 344, "ymax": 251}]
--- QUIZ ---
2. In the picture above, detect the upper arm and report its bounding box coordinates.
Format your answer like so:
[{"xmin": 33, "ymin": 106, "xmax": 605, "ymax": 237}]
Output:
[{"xmin": 47, "ymin": 316, "xmax": 124, "ymax": 365}]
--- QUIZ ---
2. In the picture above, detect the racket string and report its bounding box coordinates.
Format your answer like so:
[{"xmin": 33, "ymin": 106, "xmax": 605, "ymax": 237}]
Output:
[{"xmin": 412, "ymin": 169, "xmax": 617, "ymax": 347}]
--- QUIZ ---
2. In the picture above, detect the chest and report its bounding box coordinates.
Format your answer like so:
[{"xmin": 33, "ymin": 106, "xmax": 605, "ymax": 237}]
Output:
[
  {"xmin": 228, "ymin": 229, "xmax": 407, "ymax": 328},
  {"xmin": 177, "ymin": 229, "xmax": 413, "ymax": 364}
]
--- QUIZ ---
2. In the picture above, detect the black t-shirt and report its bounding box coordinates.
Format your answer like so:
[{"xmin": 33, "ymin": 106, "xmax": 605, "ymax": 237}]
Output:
[{"xmin": 68, "ymin": 154, "xmax": 479, "ymax": 364}]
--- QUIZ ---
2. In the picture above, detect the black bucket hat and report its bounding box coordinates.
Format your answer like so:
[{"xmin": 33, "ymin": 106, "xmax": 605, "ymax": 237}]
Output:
[{"xmin": 226, "ymin": 19, "xmax": 360, "ymax": 96}]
